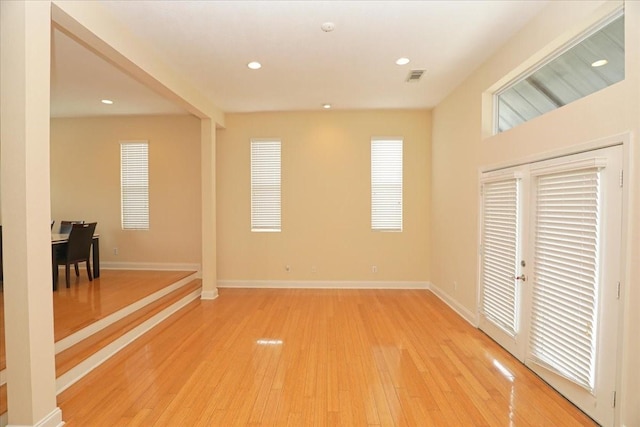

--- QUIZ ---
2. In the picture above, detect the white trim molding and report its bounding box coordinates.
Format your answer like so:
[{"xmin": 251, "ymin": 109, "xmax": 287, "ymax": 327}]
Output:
[
  {"xmin": 100, "ymin": 262, "xmax": 200, "ymax": 272},
  {"xmin": 10, "ymin": 407, "xmax": 65, "ymax": 427},
  {"xmin": 217, "ymin": 280, "xmax": 429, "ymax": 290},
  {"xmin": 428, "ymin": 282, "xmax": 478, "ymax": 327},
  {"xmin": 201, "ymin": 289, "xmax": 219, "ymax": 300}
]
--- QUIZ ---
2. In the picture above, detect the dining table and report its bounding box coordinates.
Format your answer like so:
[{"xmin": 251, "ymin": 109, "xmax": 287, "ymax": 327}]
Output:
[{"xmin": 51, "ymin": 232, "xmax": 100, "ymax": 290}]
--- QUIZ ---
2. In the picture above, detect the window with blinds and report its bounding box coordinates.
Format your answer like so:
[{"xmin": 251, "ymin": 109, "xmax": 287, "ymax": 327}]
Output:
[
  {"xmin": 251, "ymin": 139, "xmax": 281, "ymax": 232},
  {"xmin": 529, "ymin": 166, "xmax": 603, "ymax": 392},
  {"xmin": 480, "ymin": 177, "xmax": 520, "ymax": 337},
  {"xmin": 120, "ymin": 141, "xmax": 149, "ymax": 230},
  {"xmin": 371, "ymin": 138, "xmax": 403, "ymax": 231}
]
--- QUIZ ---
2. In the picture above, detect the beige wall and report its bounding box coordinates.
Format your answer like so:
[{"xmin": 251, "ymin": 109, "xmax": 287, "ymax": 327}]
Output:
[
  {"xmin": 50, "ymin": 115, "xmax": 202, "ymax": 266},
  {"xmin": 216, "ymin": 110, "xmax": 431, "ymax": 284},
  {"xmin": 431, "ymin": 0, "xmax": 639, "ymax": 425}
]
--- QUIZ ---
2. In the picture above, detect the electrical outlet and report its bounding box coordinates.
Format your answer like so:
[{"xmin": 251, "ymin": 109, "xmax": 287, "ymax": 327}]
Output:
[
  {"xmin": 454, "ymin": 281, "xmax": 458, "ymax": 290},
  {"xmin": 372, "ymin": 265, "xmax": 378, "ymax": 273},
  {"xmin": 113, "ymin": 248, "xmax": 119, "ymax": 255},
  {"xmin": 311, "ymin": 266, "xmax": 317, "ymax": 273},
  {"xmin": 285, "ymin": 265, "xmax": 291, "ymax": 272}
]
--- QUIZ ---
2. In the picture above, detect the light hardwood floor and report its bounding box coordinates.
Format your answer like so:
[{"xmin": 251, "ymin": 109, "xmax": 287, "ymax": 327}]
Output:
[
  {"xmin": 0, "ymin": 269, "xmax": 195, "ymax": 371},
  {"xmin": 57, "ymin": 288, "xmax": 596, "ymax": 426},
  {"xmin": 52, "ymin": 269, "xmax": 196, "ymax": 342},
  {"xmin": 0, "ymin": 270, "xmax": 197, "ymax": 415}
]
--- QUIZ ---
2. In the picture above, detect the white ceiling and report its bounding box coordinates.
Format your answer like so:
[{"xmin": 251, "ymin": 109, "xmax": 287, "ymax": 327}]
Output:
[{"xmin": 50, "ymin": 0, "xmax": 550, "ymax": 118}]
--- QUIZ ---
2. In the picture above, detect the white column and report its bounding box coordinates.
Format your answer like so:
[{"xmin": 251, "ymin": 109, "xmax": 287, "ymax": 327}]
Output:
[
  {"xmin": 200, "ymin": 119, "xmax": 218, "ymax": 299},
  {"xmin": 0, "ymin": 1, "xmax": 62, "ymax": 426}
]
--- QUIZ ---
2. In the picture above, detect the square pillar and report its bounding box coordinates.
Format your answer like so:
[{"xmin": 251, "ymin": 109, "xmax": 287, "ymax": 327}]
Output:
[
  {"xmin": 0, "ymin": 0, "xmax": 62, "ymax": 425},
  {"xmin": 201, "ymin": 119, "xmax": 218, "ymax": 299}
]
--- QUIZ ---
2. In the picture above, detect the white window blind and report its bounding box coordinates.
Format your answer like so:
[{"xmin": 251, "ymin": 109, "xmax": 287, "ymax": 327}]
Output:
[
  {"xmin": 371, "ymin": 138, "xmax": 403, "ymax": 231},
  {"xmin": 121, "ymin": 141, "xmax": 149, "ymax": 230},
  {"xmin": 529, "ymin": 167, "xmax": 602, "ymax": 392},
  {"xmin": 480, "ymin": 177, "xmax": 520, "ymax": 337},
  {"xmin": 251, "ymin": 139, "xmax": 281, "ymax": 232}
]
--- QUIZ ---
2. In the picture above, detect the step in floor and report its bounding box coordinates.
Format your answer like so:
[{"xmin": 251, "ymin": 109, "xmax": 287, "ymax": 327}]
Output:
[{"xmin": 0, "ymin": 269, "xmax": 201, "ymax": 419}]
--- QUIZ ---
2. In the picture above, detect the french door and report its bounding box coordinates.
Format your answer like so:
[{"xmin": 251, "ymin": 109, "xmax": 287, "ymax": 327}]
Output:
[
  {"xmin": 478, "ymin": 167, "xmax": 528, "ymax": 360},
  {"xmin": 479, "ymin": 145, "xmax": 623, "ymax": 426}
]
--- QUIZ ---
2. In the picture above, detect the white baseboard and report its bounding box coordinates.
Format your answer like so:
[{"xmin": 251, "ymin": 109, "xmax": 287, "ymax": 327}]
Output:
[
  {"xmin": 100, "ymin": 262, "xmax": 200, "ymax": 272},
  {"xmin": 428, "ymin": 282, "xmax": 478, "ymax": 327},
  {"xmin": 8, "ymin": 407, "xmax": 65, "ymax": 427},
  {"xmin": 56, "ymin": 288, "xmax": 201, "ymax": 394},
  {"xmin": 201, "ymin": 288, "xmax": 219, "ymax": 300},
  {"xmin": 217, "ymin": 280, "xmax": 429, "ymax": 290}
]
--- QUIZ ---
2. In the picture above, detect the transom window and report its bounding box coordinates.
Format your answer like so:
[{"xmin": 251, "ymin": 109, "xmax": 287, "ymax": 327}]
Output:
[{"xmin": 496, "ymin": 11, "xmax": 624, "ymax": 133}]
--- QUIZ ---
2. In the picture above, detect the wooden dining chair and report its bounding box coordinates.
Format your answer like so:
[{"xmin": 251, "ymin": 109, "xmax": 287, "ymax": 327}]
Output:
[{"xmin": 54, "ymin": 222, "xmax": 97, "ymax": 288}]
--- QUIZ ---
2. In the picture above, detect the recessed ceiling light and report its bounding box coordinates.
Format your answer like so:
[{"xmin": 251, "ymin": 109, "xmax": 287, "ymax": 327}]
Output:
[
  {"xmin": 247, "ymin": 61, "xmax": 262, "ymax": 70},
  {"xmin": 101, "ymin": 99, "xmax": 113, "ymax": 105},
  {"xmin": 396, "ymin": 57, "xmax": 410, "ymax": 65},
  {"xmin": 591, "ymin": 59, "xmax": 608, "ymax": 67},
  {"xmin": 322, "ymin": 103, "xmax": 332, "ymax": 109}
]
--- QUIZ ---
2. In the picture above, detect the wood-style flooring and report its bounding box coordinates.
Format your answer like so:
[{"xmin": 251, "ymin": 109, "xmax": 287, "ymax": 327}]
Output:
[
  {"xmin": 0, "ymin": 270, "xmax": 196, "ymax": 415},
  {"xmin": 0, "ymin": 269, "xmax": 195, "ymax": 370},
  {"xmin": 57, "ymin": 288, "xmax": 596, "ymax": 426},
  {"xmin": 52, "ymin": 269, "xmax": 195, "ymax": 342}
]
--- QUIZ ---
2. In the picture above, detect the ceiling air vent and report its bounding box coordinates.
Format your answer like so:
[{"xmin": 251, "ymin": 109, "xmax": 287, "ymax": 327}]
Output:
[{"xmin": 406, "ymin": 69, "xmax": 426, "ymax": 83}]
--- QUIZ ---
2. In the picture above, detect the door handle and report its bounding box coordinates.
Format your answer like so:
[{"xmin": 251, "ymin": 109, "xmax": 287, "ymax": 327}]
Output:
[{"xmin": 514, "ymin": 274, "xmax": 526, "ymax": 282}]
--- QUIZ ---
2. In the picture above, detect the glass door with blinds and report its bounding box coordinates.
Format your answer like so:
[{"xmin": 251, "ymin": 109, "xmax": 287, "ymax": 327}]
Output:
[
  {"xmin": 479, "ymin": 168, "xmax": 528, "ymax": 360},
  {"xmin": 479, "ymin": 145, "xmax": 623, "ymax": 426}
]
